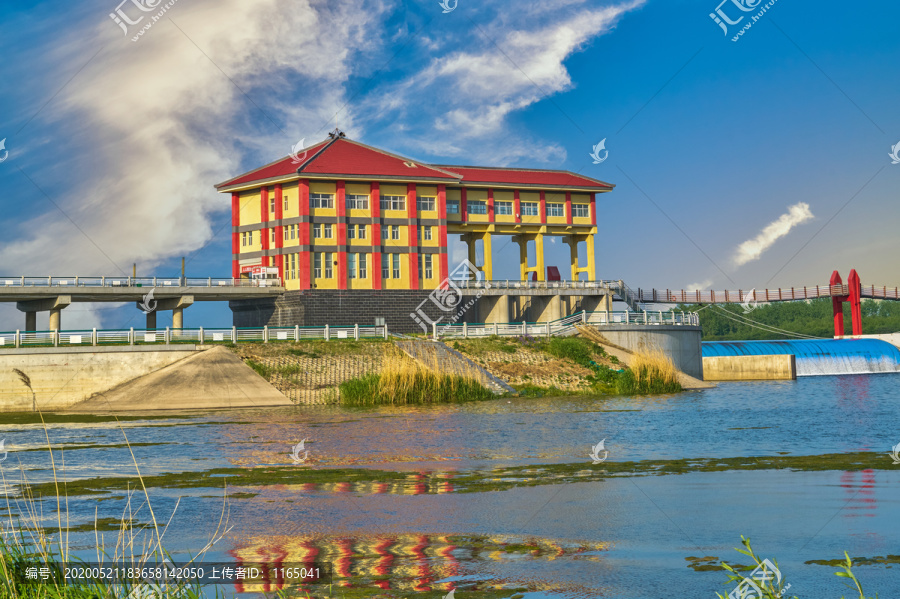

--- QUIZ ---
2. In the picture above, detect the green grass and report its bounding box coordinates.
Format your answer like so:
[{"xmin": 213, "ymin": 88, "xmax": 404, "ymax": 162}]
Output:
[{"xmin": 339, "ymin": 372, "xmax": 495, "ymax": 405}]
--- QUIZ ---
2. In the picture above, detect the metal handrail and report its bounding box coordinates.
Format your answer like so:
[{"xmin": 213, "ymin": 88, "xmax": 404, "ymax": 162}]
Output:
[{"xmin": 0, "ymin": 277, "xmax": 283, "ymax": 288}]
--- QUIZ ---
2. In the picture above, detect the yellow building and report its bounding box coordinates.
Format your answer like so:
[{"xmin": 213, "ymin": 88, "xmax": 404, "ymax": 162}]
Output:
[{"xmin": 216, "ymin": 130, "xmax": 613, "ymax": 291}]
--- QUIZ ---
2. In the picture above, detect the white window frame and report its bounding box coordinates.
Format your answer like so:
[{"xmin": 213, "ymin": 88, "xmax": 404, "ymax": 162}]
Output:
[
  {"xmin": 417, "ymin": 197, "xmax": 435, "ymax": 212},
  {"xmin": 392, "ymin": 253, "xmax": 401, "ymax": 280},
  {"xmin": 346, "ymin": 194, "xmax": 369, "ymax": 210},
  {"xmin": 467, "ymin": 200, "xmax": 487, "ymax": 215},
  {"xmin": 447, "ymin": 200, "xmax": 460, "ymax": 214},
  {"xmin": 522, "ymin": 202, "xmax": 538, "ymax": 216},
  {"xmin": 358, "ymin": 253, "xmax": 367, "ymax": 279},
  {"xmin": 324, "ymin": 252, "xmax": 333, "ymax": 278},
  {"xmin": 381, "ymin": 254, "xmax": 390, "ymax": 279},
  {"xmin": 547, "ymin": 203, "xmax": 564, "ymax": 217},
  {"xmin": 313, "ymin": 223, "xmax": 322, "ymax": 239},
  {"xmin": 572, "ymin": 203, "xmax": 589, "ymax": 218},
  {"xmin": 357, "ymin": 224, "xmax": 366, "ymax": 239},
  {"xmin": 496, "ymin": 201, "xmax": 513, "ymax": 215},
  {"xmin": 423, "ymin": 226, "xmax": 432, "ymax": 241},
  {"xmin": 310, "ymin": 193, "xmax": 334, "ymax": 209},
  {"xmin": 424, "ymin": 254, "xmax": 433, "ymax": 279},
  {"xmin": 348, "ymin": 253, "xmax": 357, "ymax": 279},
  {"xmin": 391, "ymin": 225, "xmax": 400, "ymax": 241}
]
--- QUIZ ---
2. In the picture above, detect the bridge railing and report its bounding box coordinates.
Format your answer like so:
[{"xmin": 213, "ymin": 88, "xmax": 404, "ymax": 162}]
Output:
[
  {"xmin": 453, "ymin": 279, "xmax": 616, "ymax": 291},
  {"xmin": 0, "ymin": 324, "xmax": 387, "ymax": 348},
  {"xmin": 435, "ymin": 310, "xmax": 698, "ymax": 339},
  {"xmin": 0, "ymin": 277, "xmax": 283, "ymax": 288}
]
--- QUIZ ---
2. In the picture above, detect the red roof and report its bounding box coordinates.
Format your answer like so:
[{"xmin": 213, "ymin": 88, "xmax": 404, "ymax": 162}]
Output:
[
  {"xmin": 216, "ymin": 136, "xmax": 614, "ymax": 191},
  {"xmin": 431, "ymin": 165, "xmax": 613, "ymax": 190}
]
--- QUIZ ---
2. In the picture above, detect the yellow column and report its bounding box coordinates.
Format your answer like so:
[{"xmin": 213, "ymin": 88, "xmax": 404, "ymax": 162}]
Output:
[
  {"xmin": 514, "ymin": 235, "xmax": 528, "ymax": 280},
  {"xmin": 535, "ymin": 233, "xmax": 545, "ymax": 281},
  {"xmin": 482, "ymin": 232, "xmax": 493, "ymax": 281},
  {"xmin": 566, "ymin": 236, "xmax": 579, "ymax": 280},
  {"xmin": 586, "ymin": 234, "xmax": 596, "ymax": 281}
]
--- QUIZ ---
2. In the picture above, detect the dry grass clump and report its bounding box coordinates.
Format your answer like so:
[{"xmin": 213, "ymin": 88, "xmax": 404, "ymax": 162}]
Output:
[
  {"xmin": 340, "ymin": 345, "xmax": 494, "ymax": 405},
  {"xmin": 616, "ymin": 349, "xmax": 681, "ymax": 394}
]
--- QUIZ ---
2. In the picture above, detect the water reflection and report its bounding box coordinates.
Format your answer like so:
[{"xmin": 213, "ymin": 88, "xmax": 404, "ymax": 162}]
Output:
[{"xmin": 227, "ymin": 533, "xmax": 604, "ymax": 594}]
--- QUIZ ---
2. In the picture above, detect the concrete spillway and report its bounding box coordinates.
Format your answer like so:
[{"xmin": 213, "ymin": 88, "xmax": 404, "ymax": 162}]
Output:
[{"xmin": 702, "ymin": 339, "xmax": 900, "ymax": 377}]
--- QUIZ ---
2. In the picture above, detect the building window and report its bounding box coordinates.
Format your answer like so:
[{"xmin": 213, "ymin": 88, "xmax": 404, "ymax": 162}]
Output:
[
  {"xmin": 392, "ymin": 253, "xmax": 401, "ymax": 280},
  {"xmin": 348, "ymin": 225, "xmax": 355, "ymax": 240},
  {"xmin": 287, "ymin": 253, "xmax": 297, "ymax": 280},
  {"xmin": 314, "ymin": 253, "xmax": 323, "ymax": 279},
  {"xmin": 357, "ymin": 224, "xmax": 366, "ymax": 239},
  {"xmin": 310, "ymin": 193, "xmax": 334, "ymax": 209},
  {"xmin": 381, "ymin": 226, "xmax": 388, "ymax": 242},
  {"xmin": 358, "ymin": 253, "xmax": 367, "ymax": 279},
  {"xmin": 324, "ymin": 252, "xmax": 333, "ymax": 278},
  {"xmin": 283, "ymin": 194, "xmax": 289, "ymax": 211},
  {"xmin": 346, "ymin": 194, "xmax": 369, "ymax": 210},
  {"xmin": 348, "ymin": 253, "xmax": 357, "ymax": 279},
  {"xmin": 521, "ymin": 202, "xmax": 538, "ymax": 216},
  {"xmin": 241, "ymin": 232, "xmax": 248, "ymax": 246},
  {"xmin": 419, "ymin": 254, "xmax": 433, "ymax": 280},
  {"xmin": 467, "ymin": 200, "xmax": 487, "ymax": 215},
  {"xmin": 313, "ymin": 223, "xmax": 322, "ymax": 239},
  {"xmin": 447, "ymin": 200, "xmax": 460, "ymax": 214},
  {"xmin": 269, "ymin": 197, "xmax": 276, "ymax": 214},
  {"xmin": 417, "ymin": 197, "xmax": 435, "ymax": 212},
  {"xmin": 324, "ymin": 224, "xmax": 333, "ymax": 239},
  {"xmin": 291, "ymin": 224, "xmax": 297, "ymax": 240},
  {"xmin": 547, "ymin": 203, "xmax": 564, "ymax": 217},
  {"xmin": 418, "ymin": 226, "xmax": 432, "ymax": 242},
  {"xmin": 572, "ymin": 203, "xmax": 589, "ymax": 218},
  {"xmin": 380, "ymin": 195, "xmax": 405, "ymax": 211},
  {"xmin": 270, "ymin": 229, "xmax": 276, "ymax": 244},
  {"xmin": 381, "ymin": 254, "xmax": 390, "ymax": 279},
  {"xmin": 496, "ymin": 201, "xmax": 513, "ymax": 215},
  {"xmin": 391, "ymin": 225, "xmax": 400, "ymax": 241}
]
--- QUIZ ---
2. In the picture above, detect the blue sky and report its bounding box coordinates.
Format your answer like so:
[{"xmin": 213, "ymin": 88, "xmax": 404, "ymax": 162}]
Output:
[{"xmin": 0, "ymin": 0, "xmax": 898, "ymax": 330}]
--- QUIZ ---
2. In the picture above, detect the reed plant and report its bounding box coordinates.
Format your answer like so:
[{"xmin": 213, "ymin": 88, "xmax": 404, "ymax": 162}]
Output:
[
  {"xmin": 614, "ymin": 348, "xmax": 682, "ymax": 395},
  {"xmin": 0, "ymin": 411, "xmax": 235, "ymax": 599},
  {"xmin": 340, "ymin": 345, "xmax": 494, "ymax": 405}
]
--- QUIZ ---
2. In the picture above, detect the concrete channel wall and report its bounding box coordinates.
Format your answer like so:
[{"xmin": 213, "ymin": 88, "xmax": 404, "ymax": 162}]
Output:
[
  {"xmin": 591, "ymin": 325, "xmax": 704, "ymax": 380},
  {"xmin": 703, "ymin": 354, "xmax": 797, "ymax": 381},
  {"xmin": 0, "ymin": 346, "xmax": 199, "ymax": 411}
]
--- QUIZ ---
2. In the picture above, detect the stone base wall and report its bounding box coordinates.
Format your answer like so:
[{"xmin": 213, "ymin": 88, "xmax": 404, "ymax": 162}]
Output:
[{"xmin": 230, "ymin": 290, "xmax": 471, "ymax": 334}]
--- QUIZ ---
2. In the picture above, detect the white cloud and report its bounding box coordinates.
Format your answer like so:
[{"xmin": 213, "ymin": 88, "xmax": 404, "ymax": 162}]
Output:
[
  {"xmin": 0, "ymin": 0, "xmax": 387, "ymax": 329},
  {"xmin": 685, "ymin": 279, "xmax": 713, "ymax": 291},
  {"xmin": 732, "ymin": 202, "xmax": 815, "ymax": 268}
]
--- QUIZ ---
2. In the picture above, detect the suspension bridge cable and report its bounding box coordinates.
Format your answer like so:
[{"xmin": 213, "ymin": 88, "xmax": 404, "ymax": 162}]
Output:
[{"xmin": 709, "ymin": 305, "xmax": 824, "ymax": 339}]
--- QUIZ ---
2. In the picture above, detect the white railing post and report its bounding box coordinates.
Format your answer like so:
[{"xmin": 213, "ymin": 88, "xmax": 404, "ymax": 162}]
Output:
[
  {"xmin": 15, "ymin": 330, "xmax": 19, "ymax": 348},
  {"xmin": 354, "ymin": 323, "xmax": 359, "ymax": 340},
  {"xmin": 129, "ymin": 328, "xmax": 134, "ymax": 346},
  {"xmin": 546, "ymin": 321, "xmax": 550, "ymax": 337},
  {"xmin": 165, "ymin": 327, "xmax": 170, "ymax": 345},
  {"xmin": 54, "ymin": 331, "xmax": 59, "ymax": 347},
  {"xmin": 522, "ymin": 321, "xmax": 526, "ymax": 335},
  {"xmin": 494, "ymin": 322, "xmax": 499, "ymax": 336},
  {"xmin": 92, "ymin": 327, "xmax": 97, "ymax": 346},
  {"xmin": 199, "ymin": 327, "xmax": 204, "ymax": 345},
  {"xmin": 463, "ymin": 322, "xmax": 468, "ymax": 338},
  {"xmin": 324, "ymin": 324, "xmax": 330, "ymax": 341},
  {"xmin": 432, "ymin": 322, "xmax": 437, "ymax": 340},
  {"xmin": 643, "ymin": 312, "xmax": 648, "ymax": 324},
  {"xmin": 384, "ymin": 323, "xmax": 389, "ymax": 339},
  {"xmin": 582, "ymin": 310, "xmax": 587, "ymax": 324},
  {"xmin": 295, "ymin": 324, "xmax": 300, "ymax": 341},
  {"xmin": 263, "ymin": 325, "xmax": 269, "ymax": 343},
  {"xmin": 232, "ymin": 326, "xmax": 237, "ymax": 343}
]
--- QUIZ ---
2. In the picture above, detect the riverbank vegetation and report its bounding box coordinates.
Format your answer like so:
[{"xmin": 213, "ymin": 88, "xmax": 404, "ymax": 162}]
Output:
[
  {"xmin": 679, "ymin": 297, "xmax": 900, "ymax": 340},
  {"xmin": 339, "ymin": 345, "xmax": 495, "ymax": 405}
]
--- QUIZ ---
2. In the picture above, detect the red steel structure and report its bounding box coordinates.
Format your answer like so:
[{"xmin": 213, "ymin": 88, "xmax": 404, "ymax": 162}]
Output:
[{"xmin": 831, "ymin": 269, "xmax": 862, "ymax": 337}]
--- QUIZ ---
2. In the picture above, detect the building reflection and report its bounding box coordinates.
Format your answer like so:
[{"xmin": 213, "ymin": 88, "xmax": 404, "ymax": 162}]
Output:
[{"xmin": 227, "ymin": 531, "xmax": 606, "ymax": 594}]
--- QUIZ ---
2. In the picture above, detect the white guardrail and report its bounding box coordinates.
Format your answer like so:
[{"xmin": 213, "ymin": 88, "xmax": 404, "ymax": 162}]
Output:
[
  {"xmin": 0, "ymin": 277, "xmax": 282, "ymax": 288},
  {"xmin": 435, "ymin": 310, "xmax": 699, "ymax": 339},
  {"xmin": 454, "ymin": 279, "xmax": 616, "ymax": 291},
  {"xmin": 0, "ymin": 325, "xmax": 386, "ymax": 348}
]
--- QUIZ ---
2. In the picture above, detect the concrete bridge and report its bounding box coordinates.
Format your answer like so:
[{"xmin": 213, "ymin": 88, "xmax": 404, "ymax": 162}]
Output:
[{"xmin": 0, "ymin": 276, "xmax": 283, "ymax": 331}]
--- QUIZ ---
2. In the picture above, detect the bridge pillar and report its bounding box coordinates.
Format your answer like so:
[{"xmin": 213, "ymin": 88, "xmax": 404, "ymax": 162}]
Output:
[
  {"xmin": 172, "ymin": 307, "xmax": 184, "ymax": 330},
  {"xmin": 146, "ymin": 310, "xmax": 157, "ymax": 330},
  {"xmin": 17, "ymin": 296, "xmax": 71, "ymax": 332},
  {"xmin": 478, "ymin": 294, "xmax": 509, "ymax": 324}
]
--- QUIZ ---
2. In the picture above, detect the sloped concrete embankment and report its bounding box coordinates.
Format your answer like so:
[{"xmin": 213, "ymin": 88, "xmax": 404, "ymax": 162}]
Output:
[
  {"xmin": 0, "ymin": 346, "xmax": 290, "ymax": 412},
  {"xmin": 575, "ymin": 325, "xmax": 714, "ymax": 390}
]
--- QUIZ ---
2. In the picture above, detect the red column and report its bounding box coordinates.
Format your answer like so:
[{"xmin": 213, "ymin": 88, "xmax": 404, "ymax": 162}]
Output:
[
  {"xmin": 565, "ymin": 191, "xmax": 572, "ymax": 225},
  {"xmin": 487, "ymin": 188, "xmax": 494, "ymax": 223},
  {"xmin": 589, "ymin": 192, "xmax": 596, "ymax": 225},
  {"xmin": 298, "ymin": 180, "xmax": 311, "ymax": 290},
  {"xmin": 831, "ymin": 270, "xmax": 844, "ymax": 337},
  {"xmin": 274, "ymin": 184, "xmax": 284, "ymax": 282},
  {"xmin": 336, "ymin": 181, "xmax": 347, "ymax": 289},
  {"xmin": 231, "ymin": 193, "xmax": 240, "ymax": 279},
  {"xmin": 849, "ymin": 268, "xmax": 862, "ymax": 336},
  {"xmin": 260, "ymin": 187, "xmax": 270, "ymax": 266},
  {"xmin": 407, "ymin": 183, "xmax": 419, "ymax": 290},
  {"xmin": 370, "ymin": 182, "xmax": 382, "ymax": 290},
  {"xmin": 437, "ymin": 184, "xmax": 449, "ymax": 285},
  {"xmin": 539, "ymin": 191, "xmax": 546, "ymax": 223},
  {"xmin": 461, "ymin": 188, "xmax": 468, "ymax": 223},
  {"xmin": 513, "ymin": 190, "xmax": 521, "ymax": 224}
]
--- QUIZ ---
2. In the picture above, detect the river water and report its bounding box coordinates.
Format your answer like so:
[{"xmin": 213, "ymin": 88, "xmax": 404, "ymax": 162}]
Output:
[{"xmin": 1, "ymin": 374, "xmax": 899, "ymax": 598}]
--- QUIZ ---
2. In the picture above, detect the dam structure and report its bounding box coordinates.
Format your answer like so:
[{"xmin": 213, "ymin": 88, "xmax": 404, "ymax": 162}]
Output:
[{"xmin": 702, "ymin": 339, "xmax": 900, "ymax": 377}]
